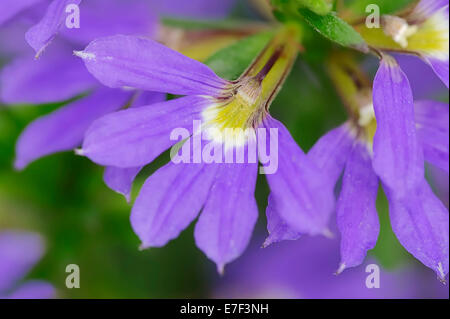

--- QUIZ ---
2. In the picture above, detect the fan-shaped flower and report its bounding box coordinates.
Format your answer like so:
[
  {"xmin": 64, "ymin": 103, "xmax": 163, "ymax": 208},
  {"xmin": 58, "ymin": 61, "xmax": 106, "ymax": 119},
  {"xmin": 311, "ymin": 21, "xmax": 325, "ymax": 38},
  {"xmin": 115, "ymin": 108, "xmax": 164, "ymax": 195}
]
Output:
[{"xmin": 74, "ymin": 26, "xmax": 336, "ymax": 271}]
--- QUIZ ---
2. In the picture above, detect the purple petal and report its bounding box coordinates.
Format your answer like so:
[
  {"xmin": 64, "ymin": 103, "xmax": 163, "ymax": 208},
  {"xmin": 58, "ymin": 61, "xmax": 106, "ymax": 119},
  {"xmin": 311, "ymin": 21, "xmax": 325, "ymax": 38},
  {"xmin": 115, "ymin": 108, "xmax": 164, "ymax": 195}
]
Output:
[
  {"xmin": 387, "ymin": 180, "xmax": 449, "ymax": 281},
  {"xmin": 336, "ymin": 142, "xmax": 380, "ymax": 270},
  {"xmin": 372, "ymin": 57, "xmax": 424, "ymax": 196},
  {"xmin": 262, "ymin": 116, "xmax": 335, "ymax": 235},
  {"xmin": 415, "ymin": 100, "xmax": 449, "ymax": 172},
  {"xmin": 103, "ymin": 91, "xmax": 167, "ymax": 200},
  {"xmin": 0, "ymin": 0, "xmax": 43, "ymax": 26},
  {"xmin": 75, "ymin": 35, "xmax": 228, "ymax": 96},
  {"xmin": 194, "ymin": 160, "xmax": 258, "ymax": 273},
  {"xmin": 414, "ymin": 0, "xmax": 449, "ymax": 17},
  {"xmin": 0, "ymin": 45, "xmax": 97, "ymax": 105},
  {"xmin": 424, "ymin": 57, "xmax": 449, "ymax": 88},
  {"xmin": 151, "ymin": 0, "xmax": 236, "ymax": 19},
  {"xmin": 25, "ymin": 0, "xmax": 82, "ymax": 57},
  {"xmin": 428, "ymin": 165, "xmax": 449, "ymax": 207},
  {"xmin": 15, "ymin": 88, "xmax": 131, "ymax": 169},
  {"xmin": 80, "ymin": 96, "xmax": 208, "ymax": 168},
  {"xmin": 60, "ymin": 0, "xmax": 157, "ymax": 46},
  {"xmin": 7, "ymin": 281, "xmax": 55, "ymax": 299},
  {"xmin": 132, "ymin": 157, "xmax": 218, "ymax": 248},
  {"xmin": 395, "ymin": 54, "xmax": 447, "ymax": 99},
  {"xmin": 0, "ymin": 231, "xmax": 44, "ymax": 293},
  {"xmin": 308, "ymin": 123, "xmax": 354, "ymax": 186},
  {"xmin": 130, "ymin": 91, "xmax": 167, "ymax": 108},
  {"xmin": 263, "ymin": 194, "xmax": 301, "ymax": 248},
  {"xmin": 103, "ymin": 166, "xmax": 142, "ymax": 202}
]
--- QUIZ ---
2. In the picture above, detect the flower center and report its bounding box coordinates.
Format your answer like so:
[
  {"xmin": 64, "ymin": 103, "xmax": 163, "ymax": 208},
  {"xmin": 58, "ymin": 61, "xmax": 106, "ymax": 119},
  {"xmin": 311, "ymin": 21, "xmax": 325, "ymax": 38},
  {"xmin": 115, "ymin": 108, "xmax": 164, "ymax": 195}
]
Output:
[
  {"xmin": 202, "ymin": 77, "xmax": 264, "ymax": 148},
  {"xmin": 201, "ymin": 25, "xmax": 301, "ymax": 149},
  {"xmin": 382, "ymin": 15, "xmax": 418, "ymax": 48}
]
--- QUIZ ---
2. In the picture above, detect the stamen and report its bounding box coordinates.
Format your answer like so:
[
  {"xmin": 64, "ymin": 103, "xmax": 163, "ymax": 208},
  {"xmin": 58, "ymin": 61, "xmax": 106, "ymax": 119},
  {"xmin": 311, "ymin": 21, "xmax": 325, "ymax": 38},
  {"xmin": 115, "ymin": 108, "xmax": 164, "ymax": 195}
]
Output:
[{"xmin": 382, "ymin": 15, "xmax": 418, "ymax": 48}]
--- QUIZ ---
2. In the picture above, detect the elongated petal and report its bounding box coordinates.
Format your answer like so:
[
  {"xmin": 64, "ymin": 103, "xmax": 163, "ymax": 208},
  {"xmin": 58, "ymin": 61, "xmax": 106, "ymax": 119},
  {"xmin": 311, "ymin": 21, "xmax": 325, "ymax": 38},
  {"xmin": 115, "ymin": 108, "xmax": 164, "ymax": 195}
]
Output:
[
  {"xmin": 25, "ymin": 0, "xmax": 82, "ymax": 57},
  {"xmin": 80, "ymin": 95, "xmax": 208, "ymax": 168},
  {"xmin": 265, "ymin": 123, "xmax": 355, "ymax": 247},
  {"xmin": 263, "ymin": 194, "xmax": 301, "ymax": 248},
  {"xmin": 337, "ymin": 142, "xmax": 380, "ymax": 270},
  {"xmin": 194, "ymin": 160, "xmax": 258, "ymax": 273},
  {"xmin": 132, "ymin": 157, "xmax": 218, "ymax": 248},
  {"xmin": 7, "ymin": 281, "xmax": 55, "ymax": 299},
  {"xmin": 415, "ymin": 100, "xmax": 449, "ymax": 172},
  {"xmin": 61, "ymin": 0, "xmax": 156, "ymax": 45},
  {"xmin": 372, "ymin": 57, "xmax": 424, "ymax": 196},
  {"xmin": 75, "ymin": 35, "xmax": 228, "ymax": 96},
  {"xmin": 103, "ymin": 91, "xmax": 167, "ymax": 200},
  {"xmin": 308, "ymin": 123, "xmax": 354, "ymax": 186},
  {"xmin": 15, "ymin": 88, "xmax": 130, "ymax": 169},
  {"xmin": 262, "ymin": 116, "xmax": 335, "ymax": 235},
  {"xmin": 387, "ymin": 181, "xmax": 449, "ymax": 281},
  {"xmin": 0, "ymin": 231, "xmax": 44, "ymax": 293},
  {"xmin": 0, "ymin": 0, "xmax": 43, "ymax": 26},
  {"xmin": 0, "ymin": 47, "xmax": 97, "ymax": 105}
]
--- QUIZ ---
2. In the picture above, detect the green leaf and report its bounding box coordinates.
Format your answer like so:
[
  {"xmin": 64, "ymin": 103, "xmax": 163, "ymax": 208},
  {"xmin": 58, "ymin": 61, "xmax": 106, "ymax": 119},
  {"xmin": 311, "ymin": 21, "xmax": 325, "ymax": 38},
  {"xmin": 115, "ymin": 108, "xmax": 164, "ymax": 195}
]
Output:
[
  {"xmin": 161, "ymin": 17, "xmax": 252, "ymax": 31},
  {"xmin": 297, "ymin": 0, "xmax": 333, "ymax": 15},
  {"xmin": 299, "ymin": 9, "xmax": 369, "ymax": 52},
  {"xmin": 204, "ymin": 31, "xmax": 275, "ymax": 80},
  {"xmin": 271, "ymin": 0, "xmax": 332, "ymax": 16},
  {"xmin": 346, "ymin": 0, "xmax": 415, "ymax": 16}
]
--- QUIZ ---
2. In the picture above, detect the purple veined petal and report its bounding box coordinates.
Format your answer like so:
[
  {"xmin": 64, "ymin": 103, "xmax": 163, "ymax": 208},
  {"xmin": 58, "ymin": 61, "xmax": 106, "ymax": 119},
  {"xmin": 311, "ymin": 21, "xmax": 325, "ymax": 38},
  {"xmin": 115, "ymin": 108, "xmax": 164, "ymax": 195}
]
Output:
[
  {"xmin": 415, "ymin": 100, "xmax": 449, "ymax": 172},
  {"xmin": 80, "ymin": 95, "xmax": 209, "ymax": 168},
  {"xmin": 7, "ymin": 280, "xmax": 55, "ymax": 299},
  {"xmin": 0, "ymin": 0, "xmax": 44, "ymax": 26},
  {"xmin": 261, "ymin": 116, "xmax": 335, "ymax": 235},
  {"xmin": 151, "ymin": 0, "xmax": 236, "ymax": 19},
  {"xmin": 15, "ymin": 88, "xmax": 131, "ymax": 170},
  {"xmin": 413, "ymin": 0, "xmax": 449, "ymax": 18},
  {"xmin": 0, "ymin": 44, "xmax": 97, "ymax": 105},
  {"xmin": 372, "ymin": 56, "xmax": 424, "ymax": 197},
  {"xmin": 386, "ymin": 180, "xmax": 449, "ymax": 281},
  {"xmin": 74, "ymin": 35, "xmax": 229, "ymax": 96},
  {"xmin": 194, "ymin": 159, "xmax": 258, "ymax": 273},
  {"xmin": 423, "ymin": 56, "xmax": 449, "ymax": 88},
  {"xmin": 336, "ymin": 142, "xmax": 380, "ymax": 272},
  {"xmin": 60, "ymin": 0, "xmax": 157, "ymax": 46},
  {"xmin": 0, "ymin": 231, "xmax": 44, "ymax": 294},
  {"xmin": 102, "ymin": 91, "xmax": 167, "ymax": 201},
  {"xmin": 308, "ymin": 122, "xmax": 355, "ymax": 186},
  {"xmin": 131, "ymin": 138, "xmax": 219, "ymax": 249},
  {"xmin": 263, "ymin": 194, "xmax": 301, "ymax": 248},
  {"xmin": 25, "ymin": 0, "xmax": 82, "ymax": 57}
]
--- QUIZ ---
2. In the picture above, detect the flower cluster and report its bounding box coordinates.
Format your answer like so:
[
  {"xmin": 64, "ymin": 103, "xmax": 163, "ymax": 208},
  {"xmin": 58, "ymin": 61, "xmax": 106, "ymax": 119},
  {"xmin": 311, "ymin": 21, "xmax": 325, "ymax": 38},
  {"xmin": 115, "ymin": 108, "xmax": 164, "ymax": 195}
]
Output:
[{"xmin": 1, "ymin": 0, "xmax": 448, "ymax": 282}]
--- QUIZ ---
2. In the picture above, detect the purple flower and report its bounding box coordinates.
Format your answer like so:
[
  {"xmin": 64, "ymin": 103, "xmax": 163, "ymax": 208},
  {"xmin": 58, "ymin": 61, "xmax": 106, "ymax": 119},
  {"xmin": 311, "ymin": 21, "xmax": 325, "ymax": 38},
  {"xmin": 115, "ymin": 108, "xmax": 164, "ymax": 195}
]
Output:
[
  {"xmin": 360, "ymin": 0, "xmax": 449, "ymax": 88},
  {"xmin": 307, "ymin": 55, "xmax": 449, "ymax": 281},
  {"xmin": 0, "ymin": 0, "xmax": 231, "ymax": 199},
  {"xmin": 74, "ymin": 27, "xmax": 336, "ymax": 272},
  {"xmin": 0, "ymin": 231, "xmax": 54, "ymax": 299}
]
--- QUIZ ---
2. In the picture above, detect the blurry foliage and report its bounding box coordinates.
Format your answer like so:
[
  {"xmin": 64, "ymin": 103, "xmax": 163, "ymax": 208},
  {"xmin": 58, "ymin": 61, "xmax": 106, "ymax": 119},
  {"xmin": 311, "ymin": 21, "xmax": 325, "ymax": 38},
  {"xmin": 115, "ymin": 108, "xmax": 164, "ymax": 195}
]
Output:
[{"xmin": 0, "ymin": 0, "xmax": 445, "ymax": 298}]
